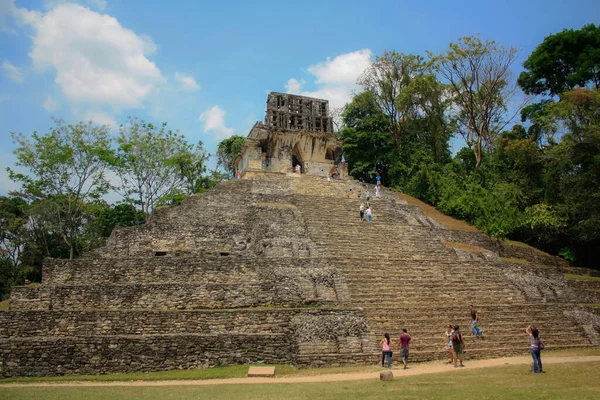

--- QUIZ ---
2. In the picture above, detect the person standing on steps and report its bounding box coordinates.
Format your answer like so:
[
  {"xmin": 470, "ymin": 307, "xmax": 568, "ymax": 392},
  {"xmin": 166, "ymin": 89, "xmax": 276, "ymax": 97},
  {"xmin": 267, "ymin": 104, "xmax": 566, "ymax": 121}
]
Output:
[
  {"xmin": 366, "ymin": 206, "xmax": 373, "ymax": 223},
  {"xmin": 444, "ymin": 324, "xmax": 454, "ymax": 364},
  {"xmin": 365, "ymin": 188, "xmax": 370, "ymax": 202},
  {"xmin": 236, "ymin": 169, "xmax": 241, "ymax": 180},
  {"xmin": 380, "ymin": 333, "xmax": 394, "ymax": 369},
  {"xmin": 374, "ymin": 184, "xmax": 381, "ymax": 200},
  {"xmin": 359, "ymin": 203, "xmax": 365, "ymax": 222},
  {"xmin": 398, "ymin": 329, "xmax": 412, "ymax": 369},
  {"xmin": 469, "ymin": 305, "xmax": 484, "ymax": 338},
  {"xmin": 526, "ymin": 325, "xmax": 544, "ymax": 373},
  {"xmin": 452, "ymin": 325, "xmax": 465, "ymax": 367},
  {"xmin": 376, "ymin": 173, "xmax": 381, "ymax": 187}
]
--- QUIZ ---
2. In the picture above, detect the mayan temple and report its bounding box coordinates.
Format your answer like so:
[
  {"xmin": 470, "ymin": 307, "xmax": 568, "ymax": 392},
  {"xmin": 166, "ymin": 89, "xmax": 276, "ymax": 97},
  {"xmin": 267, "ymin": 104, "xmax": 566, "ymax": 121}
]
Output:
[{"xmin": 1, "ymin": 93, "xmax": 598, "ymax": 377}]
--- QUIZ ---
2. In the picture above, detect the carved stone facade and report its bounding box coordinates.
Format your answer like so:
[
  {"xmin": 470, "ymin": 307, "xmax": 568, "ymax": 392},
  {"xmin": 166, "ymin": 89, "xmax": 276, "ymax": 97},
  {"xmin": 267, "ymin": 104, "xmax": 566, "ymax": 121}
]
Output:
[
  {"xmin": 265, "ymin": 92, "xmax": 333, "ymax": 133},
  {"xmin": 235, "ymin": 93, "xmax": 346, "ymax": 179}
]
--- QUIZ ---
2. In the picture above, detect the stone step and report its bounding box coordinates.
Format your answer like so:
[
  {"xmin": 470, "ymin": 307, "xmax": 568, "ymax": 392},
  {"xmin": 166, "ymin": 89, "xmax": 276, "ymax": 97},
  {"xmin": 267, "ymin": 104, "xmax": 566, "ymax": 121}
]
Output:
[
  {"xmin": 0, "ymin": 308, "xmax": 361, "ymax": 338},
  {"xmin": 0, "ymin": 333, "xmax": 293, "ymax": 377},
  {"xmin": 9, "ymin": 283, "xmax": 345, "ymax": 311}
]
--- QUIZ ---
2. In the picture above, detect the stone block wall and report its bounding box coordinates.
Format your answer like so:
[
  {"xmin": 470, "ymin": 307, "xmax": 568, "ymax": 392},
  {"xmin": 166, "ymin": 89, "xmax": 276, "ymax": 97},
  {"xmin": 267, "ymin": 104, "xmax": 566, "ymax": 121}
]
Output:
[
  {"xmin": 0, "ymin": 308, "xmax": 372, "ymax": 377},
  {"xmin": 0, "ymin": 334, "xmax": 293, "ymax": 377}
]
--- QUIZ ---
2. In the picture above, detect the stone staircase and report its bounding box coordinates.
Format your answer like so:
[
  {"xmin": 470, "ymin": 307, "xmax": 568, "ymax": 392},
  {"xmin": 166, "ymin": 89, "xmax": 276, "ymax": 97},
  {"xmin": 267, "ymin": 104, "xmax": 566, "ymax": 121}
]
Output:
[
  {"xmin": 0, "ymin": 173, "xmax": 596, "ymax": 377},
  {"xmin": 289, "ymin": 175, "xmax": 595, "ymax": 361}
]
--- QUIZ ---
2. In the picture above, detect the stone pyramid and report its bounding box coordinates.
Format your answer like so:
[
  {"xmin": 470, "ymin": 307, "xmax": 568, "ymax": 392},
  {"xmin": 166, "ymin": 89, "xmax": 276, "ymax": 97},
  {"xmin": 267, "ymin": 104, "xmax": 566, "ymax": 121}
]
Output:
[{"xmin": 1, "ymin": 173, "xmax": 598, "ymax": 377}]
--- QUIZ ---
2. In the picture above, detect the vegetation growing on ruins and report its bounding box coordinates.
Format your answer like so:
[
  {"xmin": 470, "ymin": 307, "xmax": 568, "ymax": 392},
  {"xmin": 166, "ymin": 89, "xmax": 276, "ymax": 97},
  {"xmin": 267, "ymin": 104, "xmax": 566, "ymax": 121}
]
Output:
[
  {"xmin": 0, "ymin": 119, "xmax": 221, "ymax": 299},
  {"xmin": 340, "ymin": 25, "xmax": 600, "ymax": 270}
]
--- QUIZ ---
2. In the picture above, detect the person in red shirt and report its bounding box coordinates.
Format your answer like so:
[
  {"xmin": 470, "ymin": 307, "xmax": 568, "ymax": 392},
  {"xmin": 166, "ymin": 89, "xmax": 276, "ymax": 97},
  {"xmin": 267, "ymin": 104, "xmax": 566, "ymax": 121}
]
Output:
[{"xmin": 397, "ymin": 329, "xmax": 412, "ymax": 370}]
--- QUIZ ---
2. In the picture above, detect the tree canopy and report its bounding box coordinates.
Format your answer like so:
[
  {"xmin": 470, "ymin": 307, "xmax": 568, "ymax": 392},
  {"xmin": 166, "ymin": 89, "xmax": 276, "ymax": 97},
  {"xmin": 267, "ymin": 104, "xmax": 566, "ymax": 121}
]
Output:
[{"xmin": 518, "ymin": 24, "xmax": 600, "ymax": 96}]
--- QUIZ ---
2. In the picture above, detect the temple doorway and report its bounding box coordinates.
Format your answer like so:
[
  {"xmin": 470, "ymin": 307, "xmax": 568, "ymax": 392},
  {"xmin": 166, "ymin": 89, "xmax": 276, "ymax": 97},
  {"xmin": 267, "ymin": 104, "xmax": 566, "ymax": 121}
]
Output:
[{"xmin": 292, "ymin": 143, "xmax": 304, "ymax": 173}]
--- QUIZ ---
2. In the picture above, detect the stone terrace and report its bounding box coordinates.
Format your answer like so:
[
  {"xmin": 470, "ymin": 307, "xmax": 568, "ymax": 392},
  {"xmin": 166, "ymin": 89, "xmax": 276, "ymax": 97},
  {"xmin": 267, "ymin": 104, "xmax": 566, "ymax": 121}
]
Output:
[{"xmin": 0, "ymin": 173, "xmax": 597, "ymax": 376}]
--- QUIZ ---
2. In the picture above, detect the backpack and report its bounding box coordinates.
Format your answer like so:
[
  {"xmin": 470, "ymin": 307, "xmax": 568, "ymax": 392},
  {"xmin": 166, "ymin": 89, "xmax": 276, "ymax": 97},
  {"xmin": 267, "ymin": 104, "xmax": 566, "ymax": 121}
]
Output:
[{"xmin": 452, "ymin": 332, "xmax": 461, "ymax": 346}]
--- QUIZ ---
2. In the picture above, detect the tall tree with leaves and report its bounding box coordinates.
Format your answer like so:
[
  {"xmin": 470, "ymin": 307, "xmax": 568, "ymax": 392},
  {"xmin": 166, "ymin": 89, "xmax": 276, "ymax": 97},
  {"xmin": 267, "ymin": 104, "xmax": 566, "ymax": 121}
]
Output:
[
  {"xmin": 216, "ymin": 135, "xmax": 246, "ymax": 178},
  {"xmin": 433, "ymin": 36, "xmax": 522, "ymax": 171},
  {"xmin": 518, "ymin": 24, "xmax": 600, "ymax": 96},
  {"xmin": 8, "ymin": 120, "xmax": 113, "ymax": 259},
  {"xmin": 339, "ymin": 91, "xmax": 395, "ymax": 183},
  {"xmin": 358, "ymin": 51, "xmax": 425, "ymax": 147},
  {"xmin": 113, "ymin": 119, "xmax": 210, "ymax": 219}
]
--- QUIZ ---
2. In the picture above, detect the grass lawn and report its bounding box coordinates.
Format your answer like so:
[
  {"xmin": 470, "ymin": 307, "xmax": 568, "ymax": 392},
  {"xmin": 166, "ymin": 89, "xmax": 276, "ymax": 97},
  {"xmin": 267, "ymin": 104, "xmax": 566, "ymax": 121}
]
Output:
[
  {"xmin": 564, "ymin": 274, "xmax": 600, "ymax": 281},
  {"xmin": 1, "ymin": 361, "xmax": 599, "ymax": 400}
]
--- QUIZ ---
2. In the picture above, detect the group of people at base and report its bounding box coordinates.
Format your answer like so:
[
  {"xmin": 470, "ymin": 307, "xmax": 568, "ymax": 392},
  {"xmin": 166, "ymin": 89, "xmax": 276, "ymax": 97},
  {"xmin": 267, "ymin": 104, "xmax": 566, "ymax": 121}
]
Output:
[{"xmin": 381, "ymin": 306, "xmax": 545, "ymax": 373}]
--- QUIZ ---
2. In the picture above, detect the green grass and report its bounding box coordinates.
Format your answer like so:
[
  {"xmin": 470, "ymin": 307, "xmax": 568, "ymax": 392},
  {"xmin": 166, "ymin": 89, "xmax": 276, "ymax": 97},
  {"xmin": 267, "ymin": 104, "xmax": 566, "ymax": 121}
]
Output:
[
  {"xmin": 2, "ymin": 348, "xmax": 599, "ymax": 385},
  {"xmin": 500, "ymin": 257, "xmax": 531, "ymax": 265},
  {"xmin": 1, "ymin": 361, "xmax": 599, "ymax": 400},
  {"xmin": 564, "ymin": 274, "xmax": 600, "ymax": 281},
  {"xmin": 0, "ymin": 364, "xmax": 298, "ymax": 384}
]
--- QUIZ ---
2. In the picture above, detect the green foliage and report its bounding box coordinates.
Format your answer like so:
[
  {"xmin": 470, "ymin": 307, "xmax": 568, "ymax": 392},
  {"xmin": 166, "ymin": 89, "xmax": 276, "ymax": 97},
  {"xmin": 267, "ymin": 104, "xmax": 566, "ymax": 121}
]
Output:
[
  {"xmin": 114, "ymin": 119, "xmax": 210, "ymax": 220},
  {"xmin": 216, "ymin": 135, "xmax": 246, "ymax": 178},
  {"xmin": 7, "ymin": 119, "xmax": 113, "ymax": 259},
  {"xmin": 518, "ymin": 24, "xmax": 600, "ymax": 96},
  {"xmin": 559, "ymin": 248, "xmax": 576, "ymax": 262},
  {"xmin": 433, "ymin": 35, "xmax": 520, "ymax": 171}
]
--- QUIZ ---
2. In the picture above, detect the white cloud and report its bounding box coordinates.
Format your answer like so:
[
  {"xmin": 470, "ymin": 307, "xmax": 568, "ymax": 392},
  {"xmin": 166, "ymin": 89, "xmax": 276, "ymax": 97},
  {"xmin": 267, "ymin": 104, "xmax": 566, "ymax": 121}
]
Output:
[
  {"xmin": 285, "ymin": 78, "xmax": 302, "ymax": 93},
  {"xmin": 307, "ymin": 50, "xmax": 372, "ymax": 85},
  {"xmin": 174, "ymin": 72, "xmax": 200, "ymax": 92},
  {"xmin": 43, "ymin": 96, "xmax": 60, "ymax": 112},
  {"xmin": 16, "ymin": 3, "xmax": 162, "ymax": 110},
  {"xmin": 43, "ymin": 0, "xmax": 107, "ymax": 12},
  {"xmin": 198, "ymin": 105, "xmax": 235, "ymax": 139},
  {"xmin": 285, "ymin": 49, "xmax": 372, "ymax": 110},
  {"xmin": 83, "ymin": 110, "xmax": 116, "ymax": 127},
  {"xmin": 1, "ymin": 60, "xmax": 24, "ymax": 83}
]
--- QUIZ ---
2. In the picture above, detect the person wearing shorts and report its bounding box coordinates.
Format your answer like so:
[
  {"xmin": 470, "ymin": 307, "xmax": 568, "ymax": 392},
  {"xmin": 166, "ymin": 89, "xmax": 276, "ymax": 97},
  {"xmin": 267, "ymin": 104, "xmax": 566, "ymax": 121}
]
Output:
[{"xmin": 398, "ymin": 329, "xmax": 412, "ymax": 370}]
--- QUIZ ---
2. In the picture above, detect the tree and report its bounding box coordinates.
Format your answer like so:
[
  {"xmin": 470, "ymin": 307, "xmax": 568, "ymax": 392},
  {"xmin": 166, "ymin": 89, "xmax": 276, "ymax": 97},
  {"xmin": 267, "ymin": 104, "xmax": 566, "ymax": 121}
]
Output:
[
  {"xmin": 216, "ymin": 135, "xmax": 246, "ymax": 178},
  {"xmin": 358, "ymin": 51, "xmax": 425, "ymax": 147},
  {"xmin": 0, "ymin": 196, "xmax": 28, "ymax": 268},
  {"xmin": 518, "ymin": 24, "xmax": 600, "ymax": 96},
  {"xmin": 338, "ymin": 91, "xmax": 395, "ymax": 183},
  {"xmin": 113, "ymin": 119, "xmax": 209, "ymax": 219},
  {"xmin": 8, "ymin": 120, "xmax": 113, "ymax": 259},
  {"xmin": 433, "ymin": 36, "xmax": 522, "ymax": 171}
]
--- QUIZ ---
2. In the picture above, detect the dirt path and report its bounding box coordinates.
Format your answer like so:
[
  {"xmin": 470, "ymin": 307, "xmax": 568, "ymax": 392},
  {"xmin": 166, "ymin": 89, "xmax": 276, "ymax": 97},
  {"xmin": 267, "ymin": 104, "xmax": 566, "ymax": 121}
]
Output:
[{"xmin": 3, "ymin": 355, "xmax": 600, "ymax": 388}]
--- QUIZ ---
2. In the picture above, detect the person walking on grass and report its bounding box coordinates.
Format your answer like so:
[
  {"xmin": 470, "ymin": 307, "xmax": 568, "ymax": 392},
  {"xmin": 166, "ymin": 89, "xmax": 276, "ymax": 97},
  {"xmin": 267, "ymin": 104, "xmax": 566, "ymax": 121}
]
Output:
[
  {"xmin": 398, "ymin": 329, "xmax": 412, "ymax": 370},
  {"xmin": 366, "ymin": 206, "xmax": 372, "ymax": 223},
  {"xmin": 469, "ymin": 305, "xmax": 484, "ymax": 338},
  {"xmin": 526, "ymin": 325, "xmax": 544, "ymax": 373},
  {"xmin": 444, "ymin": 324, "xmax": 454, "ymax": 364},
  {"xmin": 452, "ymin": 325, "xmax": 465, "ymax": 367},
  {"xmin": 380, "ymin": 333, "xmax": 394, "ymax": 369}
]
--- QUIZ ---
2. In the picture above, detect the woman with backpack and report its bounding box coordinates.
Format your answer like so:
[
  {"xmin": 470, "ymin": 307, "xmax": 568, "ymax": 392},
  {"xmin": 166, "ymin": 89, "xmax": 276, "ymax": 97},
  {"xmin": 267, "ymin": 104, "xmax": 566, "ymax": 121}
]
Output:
[
  {"xmin": 452, "ymin": 325, "xmax": 465, "ymax": 367},
  {"xmin": 379, "ymin": 333, "xmax": 394, "ymax": 369},
  {"xmin": 526, "ymin": 325, "xmax": 544, "ymax": 373}
]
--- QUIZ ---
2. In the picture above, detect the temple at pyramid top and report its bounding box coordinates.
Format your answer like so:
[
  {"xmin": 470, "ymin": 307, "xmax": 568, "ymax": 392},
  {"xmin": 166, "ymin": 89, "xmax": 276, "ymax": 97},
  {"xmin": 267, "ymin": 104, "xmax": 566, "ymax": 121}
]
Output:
[
  {"xmin": 265, "ymin": 92, "xmax": 333, "ymax": 132},
  {"xmin": 234, "ymin": 92, "xmax": 347, "ymax": 178}
]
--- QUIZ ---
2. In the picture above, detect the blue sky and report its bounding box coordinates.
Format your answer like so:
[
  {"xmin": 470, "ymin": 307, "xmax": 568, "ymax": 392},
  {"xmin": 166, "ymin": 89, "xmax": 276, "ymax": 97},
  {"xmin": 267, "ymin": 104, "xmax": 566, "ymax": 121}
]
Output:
[{"xmin": 0, "ymin": 0, "xmax": 599, "ymax": 196}]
